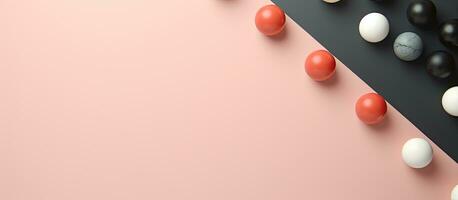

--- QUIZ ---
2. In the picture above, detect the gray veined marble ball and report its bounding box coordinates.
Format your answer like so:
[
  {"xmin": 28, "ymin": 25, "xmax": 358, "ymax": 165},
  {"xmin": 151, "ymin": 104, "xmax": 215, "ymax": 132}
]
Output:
[{"xmin": 393, "ymin": 32, "xmax": 423, "ymax": 61}]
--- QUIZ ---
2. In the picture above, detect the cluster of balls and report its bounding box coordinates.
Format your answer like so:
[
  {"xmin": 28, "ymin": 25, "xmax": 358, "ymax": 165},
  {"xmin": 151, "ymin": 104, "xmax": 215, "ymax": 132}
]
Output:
[
  {"xmin": 357, "ymin": 0, "xmax": 458, "ymax": 117},
  {"xmin": 254, "ymin": 3, "xmax": 457, "ymax": 199}
]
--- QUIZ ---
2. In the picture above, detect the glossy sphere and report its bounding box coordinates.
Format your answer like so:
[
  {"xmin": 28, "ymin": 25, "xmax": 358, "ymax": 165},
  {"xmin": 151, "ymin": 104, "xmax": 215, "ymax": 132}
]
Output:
[
  {"xmin": 426, "ymin": 51, "xmax": 455, "ymax": 79},
  {"xmin": 439, "ymin": 19, "xmax": 458, "ymax": 48},
  {"xmin": 442, "ymin": 86, "xmax": 458, "ymax": 117},
  {"xmin": 305, "ymin": 50, "xmax": 336, "ymax": 81},
  {"xmin": 407, "ymin": 0, "xmax": 437, "ymax": 28},
  {"xmin": 452, "ymin": 185, "xmax": 458, "ymax": 200},
  {"xmin": 359, "ymin": 13, "xmax": 390, "ymax": 43},
  {"xmin": 255, "ymin": 5, "xmax": 286, "ymax": 36},
  {"xmin": 322, "ymin": 0, "xmax": 341, "ymax": 3},
  {"xmin": 355, "ymin": 93, "xmax": 387, "ymax": 125},
  {"xmin": 402, "ymin": 138, "xmax": 433, "ymax": 169}
]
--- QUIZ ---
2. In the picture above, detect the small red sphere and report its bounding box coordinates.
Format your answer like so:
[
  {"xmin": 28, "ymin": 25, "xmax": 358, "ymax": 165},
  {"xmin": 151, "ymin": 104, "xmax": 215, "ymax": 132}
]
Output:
[
  {"xmin": 255, "ymin": 5, "xmax": 286, "ymax": 36},
  {"xmin": 305, "ymin": 50, "xmax": 336, "ymax": 81},
  {"xmin": 355, "ymin": 93, "xmax": 387, "ymax": 125}
]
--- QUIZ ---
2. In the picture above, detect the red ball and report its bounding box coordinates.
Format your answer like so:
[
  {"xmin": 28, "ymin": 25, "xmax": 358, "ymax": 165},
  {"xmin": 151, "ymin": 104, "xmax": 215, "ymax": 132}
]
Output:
[
  {"xmin": 305, "ymin": 50, "xmax": 336, "ymax": 81},
  {"xmin": 255, "ymin": 5, "xmax": 286, "ymax": 36},
  {"xmin": 355, "ymin": 93, "xmax": 387, "ymax": 125}
]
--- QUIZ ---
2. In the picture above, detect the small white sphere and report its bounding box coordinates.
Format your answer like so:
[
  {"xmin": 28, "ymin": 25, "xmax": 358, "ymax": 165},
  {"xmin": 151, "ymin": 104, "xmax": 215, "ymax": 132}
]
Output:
[
  {"xmin": 323, "ymin": 0, "xmax": 341, "ymax": 3},
  {"xmin": 452, "ymin": 185, "xmax": 458, "ymax": 200},
  {"xmin": 359, "ymin": 13, "xmax": 390, "ymax": 43},
  {"xmin": 442, "ymin": 86, "xmax": 458, "ymax": 117},
  {"xmin": 402, "ymin": 138, "xmax": 433, "ymax": 169}
]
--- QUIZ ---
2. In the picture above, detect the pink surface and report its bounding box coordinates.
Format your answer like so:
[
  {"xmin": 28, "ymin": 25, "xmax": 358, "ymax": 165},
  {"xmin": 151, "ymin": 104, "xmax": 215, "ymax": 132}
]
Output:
[{"xmin": 0, "ymin": 0, "xmax": 456, "ymax": 199}]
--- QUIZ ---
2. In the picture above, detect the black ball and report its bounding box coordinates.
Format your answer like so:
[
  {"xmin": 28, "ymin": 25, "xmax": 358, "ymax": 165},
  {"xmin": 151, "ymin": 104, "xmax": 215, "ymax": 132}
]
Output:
[
  {"xmin": 439, "ymin": 19, "xmax": 458, "ymax": 48},
  {"xmin": 426, "ymin": 51, "xmax": 455, "ymax": 79},
  {"xmin": 407, "ymin": 0, "xmax": 437, "ymax": 28}
]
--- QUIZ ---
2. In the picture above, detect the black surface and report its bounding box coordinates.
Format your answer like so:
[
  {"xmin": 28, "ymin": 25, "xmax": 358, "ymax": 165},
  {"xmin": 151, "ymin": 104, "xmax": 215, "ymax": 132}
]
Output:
[{"xmin": 272, "ymin": 0, "xmax": 458, "ymax": 162}]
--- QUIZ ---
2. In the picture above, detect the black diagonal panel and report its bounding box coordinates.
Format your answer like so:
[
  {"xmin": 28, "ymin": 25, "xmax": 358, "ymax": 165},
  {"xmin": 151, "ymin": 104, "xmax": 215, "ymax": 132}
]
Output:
[{"xmin": 271, "ymin": 0, "xmax": 458, "ymax": 162}]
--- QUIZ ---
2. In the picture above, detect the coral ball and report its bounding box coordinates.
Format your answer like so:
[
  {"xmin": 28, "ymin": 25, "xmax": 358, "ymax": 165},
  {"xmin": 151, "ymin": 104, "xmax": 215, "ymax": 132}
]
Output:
[
  {"xmin": 255, "ymin": 5, "xmax": 286, "ymax": 36},
  {"xmin": 402, "ymin": 138, "xmax": 433, "ymax": 169},
  {"xmin": 442, "ymin": 86, "xmax": 458, "ymax": 117},
  {"xmin": 355, "ymin": 93, "xmax": 387, "ymax": 125},
  {"xmin": 305, "ymin": 50, "xmax": 336, "ymax": 81}
]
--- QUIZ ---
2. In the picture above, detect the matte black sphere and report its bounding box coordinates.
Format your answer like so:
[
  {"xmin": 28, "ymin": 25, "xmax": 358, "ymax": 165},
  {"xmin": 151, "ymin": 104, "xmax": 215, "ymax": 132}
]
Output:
[
  {"xmin": 439, "ymin": 19, "xmax": 458, "ymax": 48},
  {"xmin": 407, "ymin": 0, "xmax": 437, "ymax": 28},
  {"xmin": 426, "ymin": 51, "xmax": 455, "ymax": 79}
]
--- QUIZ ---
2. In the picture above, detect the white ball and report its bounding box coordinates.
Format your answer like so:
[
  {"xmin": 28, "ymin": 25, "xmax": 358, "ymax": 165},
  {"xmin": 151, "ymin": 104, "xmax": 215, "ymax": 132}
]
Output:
[
  {"xmin": 402, "ymin": 138, "xmax": 433, "ymax": 169},
  {"xmin": 442, "ymin": 86, "xmax": 458, "ymax": 117},
  {"xmin": 359, "ymin": 13, "xmax": 390, "ymax": 43},
  {"xmin": 323, "ymin": 0, "xmax": 341, "ymax": 3},
  {"xmin": 452, "ymin": 185, "xmax": 458, "ymax": 200}
]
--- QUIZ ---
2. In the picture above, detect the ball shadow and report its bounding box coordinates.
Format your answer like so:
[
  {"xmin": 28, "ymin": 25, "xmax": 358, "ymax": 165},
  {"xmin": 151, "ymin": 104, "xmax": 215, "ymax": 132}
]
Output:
[
  {"xmin": 314, "ymin": 71, "xmax": 340, "ymax": 88},
  {"xmin": 366, "ymin": 113, "xmax": 393, "ymax": 132},
  {"xmin": 412, "ymin": 158, "xmax": 439, "ymax": 178},
  {"xmin": 266, "ymin": 27, "xmax": 289, "ymax": 42}
]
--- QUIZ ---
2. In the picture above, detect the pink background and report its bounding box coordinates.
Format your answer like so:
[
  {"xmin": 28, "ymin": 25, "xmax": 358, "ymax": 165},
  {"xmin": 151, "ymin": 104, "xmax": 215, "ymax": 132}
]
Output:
[{"xmin": 0, "ymin": 0, "xmax": 456, "ymax": 199}]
